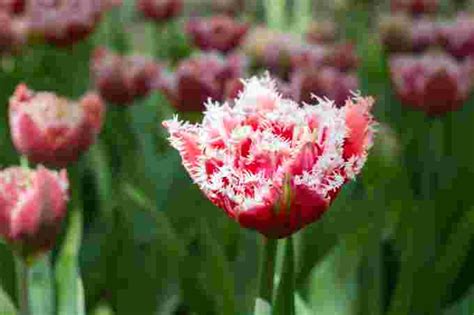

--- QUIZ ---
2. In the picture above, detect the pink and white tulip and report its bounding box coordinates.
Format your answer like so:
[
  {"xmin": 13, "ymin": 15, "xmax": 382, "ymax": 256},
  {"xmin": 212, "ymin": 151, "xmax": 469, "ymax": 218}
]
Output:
[{"xmin": 163, "ymin": 75, "xmax": 375, "ymax": 238}]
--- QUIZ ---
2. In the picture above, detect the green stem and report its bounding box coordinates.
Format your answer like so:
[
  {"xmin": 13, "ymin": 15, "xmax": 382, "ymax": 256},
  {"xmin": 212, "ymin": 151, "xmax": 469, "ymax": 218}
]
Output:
[
  {"xmin": 15, "ymin": 257, "xmax": 30, "ymax": 315},
  {"xmin": 274, "ymin": 237, "xmax": 295, "ymax": 315},
  {"xmin": 255, "ymin": 237, "xmax": 278, "ymax": 315}
]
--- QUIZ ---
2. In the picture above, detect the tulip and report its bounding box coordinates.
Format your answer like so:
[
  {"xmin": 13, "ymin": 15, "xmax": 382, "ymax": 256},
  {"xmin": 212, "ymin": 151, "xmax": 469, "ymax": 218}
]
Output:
[
  {"xmin": 389, "ymin": 53, "xmax": 473, "ymax": 116},
  {"xmin": 162, "ymin": 52, "xmax": 247, "ymax": 112},
  {"xmin": 0, "ymin": 0, "xmax": 25, "ymax": 15},
  {"xmin": 9, "ymin": 84, "xmax": 105, "ymax": 167},
  {"xmin": 391, "ymin": 0, "xmax": 437, "ymax": 16},
  {"xmin": 163, "ymin": 75, "xmax": 375, "ymax": 238},
  {"xmin": 0, "ymin": 12, "xmax": 28, "ymax": 54},
  {"xmin": 137, "ymin": 0, "xmax": 182, "ymax": 23},
  {"xmin": 0, "ymin": 165, "xmax": 69, "ymax": 259},
  {"xmin": 439, "ymin": 14, "xmax": 474, "ymax": 60},
  {"xmin": 211, "ymin": 0, "xmax": 245, "ymax": 16},
  {"xmin": 306, "ymin": 20, "xmax": 338, "ymax": 44},
  {"xmin": 186, "ymin": 15, "xmax": 249, "ymax": 54},
  {"xmin": 91, "ymin": 47, "xmax": 162, "ymax": 105},
  {"xmin": 27, "ymin": 0, "xmax": 113, "ymax": 46},
  {"xmin": 291, "ymin": 67, "xmax": 359, "ymax": 107}
]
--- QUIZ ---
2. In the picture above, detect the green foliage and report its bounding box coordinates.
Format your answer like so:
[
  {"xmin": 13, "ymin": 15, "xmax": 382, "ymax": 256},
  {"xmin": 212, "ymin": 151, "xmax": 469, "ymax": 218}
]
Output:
[{"xmin": 0, "ymin": 1, "xmax": 473, "ymax": 314}]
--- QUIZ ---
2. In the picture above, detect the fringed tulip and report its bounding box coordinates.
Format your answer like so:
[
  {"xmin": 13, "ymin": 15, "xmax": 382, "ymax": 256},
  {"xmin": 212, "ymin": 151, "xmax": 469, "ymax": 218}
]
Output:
[
  {"xmin": 0, "ymin": 166, "xmax": 69, "ymax": 259},
  {"xmin": 9, "ymin": 84, "xmax": 105, "ymax": 167},
  {"xmin": 389, "ymin": 53, "xmax": 472, "ymax": 115},
  {"xmin": 91, "ymin": 47, "xmax": 162, "ymax": 105},
  {"xmin": 163, "ymin": 75, "xmax": 375, "ymax": 238},
  {"xmin": 137, "ymin": 0, "xmax": 182, "ymax": 23},
  {"xmin": 186, "ymin": 15, "xmax": 249, "ymax": 54}
]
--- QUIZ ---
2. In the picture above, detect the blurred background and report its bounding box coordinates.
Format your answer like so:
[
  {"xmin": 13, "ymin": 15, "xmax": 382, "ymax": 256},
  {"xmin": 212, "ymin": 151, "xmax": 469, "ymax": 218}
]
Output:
[{"xmin": 1, "ymin": 0, "xmax": 474, "ymax": 314}]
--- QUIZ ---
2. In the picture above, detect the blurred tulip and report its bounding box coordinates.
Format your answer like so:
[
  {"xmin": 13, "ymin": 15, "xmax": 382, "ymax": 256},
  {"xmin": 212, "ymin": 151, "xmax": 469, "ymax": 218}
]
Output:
[
  {"xmin": 324, "ymin": 42, "xmax": 359, "ymax": 72},
  {"xmin": 91, "ymin": 47, "xmax": 162, "ymax": 105},
  {"xmin": 9, "ymin": 84, "xmax": 105, "ymax": 167},
  {"xmin": 0, "ymin": 12, "xmax": 28, "ymax": 54},
  {"xmin": 391, "ymin": 0, "xmax": 437, "ymax": 16},
  {"xmin": 162, "ymin": 52, "xmax": 247, "ymax": 112},
  {"xmin": 27, "ymin": 0, "xmax": 112, "ymax": 46},
  {"xmin": 306, "ymin": 20, "xmax": 338, "ymax": 44},
  {"xmin": 211, "ymin": 0, "xmax": 245, "ymax": 16},
  {"xmin": 0, "ymin": 165, "xmax": 69, "ymax": 259},
  {"xmin": 0, "ymin": 0, "xmax": 25, "ymax": 15},
  {"xmin": 439, "ymin": 14, "xmax": 474, "ymax": 60},
  {"xmin": 410, "ymin": 18, "xmax": 438, "ymax": 52},
  {"xmin": 290, "ymin": 67, "xmax": 359, "ymax": 106},
  {"xmin": 245, "ymin": 27, "xmax": 309, "ymax": 80},
  {"xmin": 186, "ymin": 15, "xmax": 249, "ymax": 54},
  {"xmin": 289, "ymin": 44, "xmax": 327, "ymax": 73},
  {"xmin": 163, "ymin": 75, "xmax": 376, "ymax": 238},
  {"xmin": 379, "ymin": 14, "xmax": 414, "ymax": 53},
  {"xmin": 389, "ymin": 53, "xmax": 473, "ymax": 116},
  {"xmin": 137, "ymin": 0, "xmax": 182, "ymax": 23}
]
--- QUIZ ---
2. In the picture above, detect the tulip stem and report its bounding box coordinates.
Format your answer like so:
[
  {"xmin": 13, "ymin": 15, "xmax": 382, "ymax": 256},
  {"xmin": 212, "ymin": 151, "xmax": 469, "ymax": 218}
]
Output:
[
  {"xmin": 15, "ymin": 257, "xmax": 30, "ymax": 315},
  {"xmin": 255, "ymin": 237, "xmax": 278, "ymax": 315}
]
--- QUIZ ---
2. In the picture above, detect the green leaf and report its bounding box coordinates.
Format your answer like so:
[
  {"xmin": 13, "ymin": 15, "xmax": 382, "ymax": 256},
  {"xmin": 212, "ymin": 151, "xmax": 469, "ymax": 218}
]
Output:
[
  {"xmin": 28, "ymin": 255, "xmax": 55, "ymax": 315},
  {"xmin": 55, "ymin": 207, "xmax": 85, "ymax": 315},
  {"xmin": 308, "ymin": 241, "xmax": 361, "ymax": 315},
  {"xmin": 91, "ymin": 302, "xmax": 115, "ymax": 315},
  {"xmin": 294, "ymin": 293, "xmax": 312, "ymax": 315},
  {"xmin": 274, "ymin": 237, "xmax": 295, "ymax": 315},
  {"xmin": 444, "ymin": 285, "xmax": 474, "ymax": 315},
  {"xmin": 0, "ymin": 285, "xmax": 17, "ymax": 315},
  {"xmin": 181, "ymin": 222, "xmax": 236, "ymax": 315}
]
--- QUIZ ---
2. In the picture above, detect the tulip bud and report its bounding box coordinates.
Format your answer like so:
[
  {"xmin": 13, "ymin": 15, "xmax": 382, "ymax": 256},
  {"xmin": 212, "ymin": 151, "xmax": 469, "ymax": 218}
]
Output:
[
  {"xmin": 0, "ymin": 165, "xmax": 69, "ymax": 259},
  {"xmin": 137, "ymin": 0, "xmax": 182, "ymax": 23},
  {"xmin": 186, "ymin": 15, "xmax": 249, "ymax": 54},
  {"xmin": 389, "ymin": 53, "xmax": 472, "ymax": 116},
  {"xmin": 91, "ymin": 47, "xmax": 162, "ymax": 105},
  {"xmin": 9, "ymin": 84, "xmax": 105, "ymax": 167}
]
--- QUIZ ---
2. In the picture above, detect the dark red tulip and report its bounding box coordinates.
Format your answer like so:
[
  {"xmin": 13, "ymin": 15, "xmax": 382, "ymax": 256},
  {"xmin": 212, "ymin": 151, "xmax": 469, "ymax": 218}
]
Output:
[
  {"xmin": 137, "ymin": 0, "xmax": 182, "ymax": 23},
  {"xmin": 186, "ymin": 15, "xmax": 249, "ymax": 54},
  {"xmin": 389, "ymin": 53, "xmax": 472, "ymax": 116}
]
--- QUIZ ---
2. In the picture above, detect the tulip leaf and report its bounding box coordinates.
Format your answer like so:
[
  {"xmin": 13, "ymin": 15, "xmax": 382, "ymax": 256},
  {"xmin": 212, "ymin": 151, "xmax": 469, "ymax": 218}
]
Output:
[
  {"xmin": 91, "ymin": 302, "xmax": 115, "ymax": 315},
  {"xmin": 0, "ymin": 285, "xmax": 17, "ymax": 315},
  {"xmin": 55, "ymin": 207, "xmax": 85, "ymax": 315},
  {"xmin": 295, "ymin": 292, "xmax": 312, "ymax": 315},
  {"xmin": 181, "ymin": 221, "xmax": 236, "ymax": 315},
  {"xmin": 308, "ymin": 241, "xmax": 361, "ymax": 315},
  {"xmin": 28, "ymin": 254, "xmax": 55, "ymax": 315},
  {"xmin": 443, "ymin": 285, "xmax": 474, "ymax": 315},
  {"xmin": 274, "ymin": 237, "xmax": 295, "ymax": 315}
]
